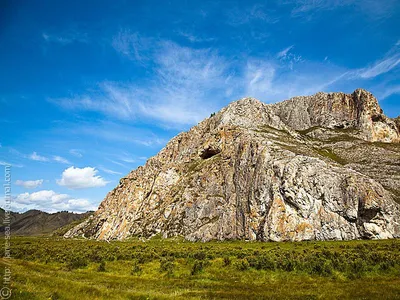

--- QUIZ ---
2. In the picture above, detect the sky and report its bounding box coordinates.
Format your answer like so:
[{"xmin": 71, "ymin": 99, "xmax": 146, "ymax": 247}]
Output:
[{"xmin": 0, "ymin": 0, "xmax": 399, "ymax": 213}]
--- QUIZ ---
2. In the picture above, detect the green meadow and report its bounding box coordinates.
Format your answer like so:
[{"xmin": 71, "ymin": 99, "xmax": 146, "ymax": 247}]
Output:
[{"xmin": 2, "ymin": 237, "xmax": 400, "ymax": 299}]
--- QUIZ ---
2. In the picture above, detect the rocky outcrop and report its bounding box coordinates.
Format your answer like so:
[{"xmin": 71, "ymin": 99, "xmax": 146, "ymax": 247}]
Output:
[
  {"xmin": 65, "ymin": 89, "xmax": 400, "ymax": 242},
  {"xmin": 394, "ymin": 116, "xmax": 400, "ymax": 133},
  {"xmin": 271, "ymin": 89, "xmax": 400, "ymax": 143}
]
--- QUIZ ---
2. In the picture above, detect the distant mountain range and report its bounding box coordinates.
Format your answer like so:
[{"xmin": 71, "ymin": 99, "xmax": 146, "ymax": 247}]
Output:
[{"xmin": 0, "ymin": 208, "xmax": 92, "ymax": 236}]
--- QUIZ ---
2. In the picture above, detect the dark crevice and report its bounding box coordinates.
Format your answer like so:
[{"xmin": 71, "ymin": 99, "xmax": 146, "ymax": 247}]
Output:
[
  {"xmin": 371, "ymin": 114, "xmax": 384, "ymax": 122},
  {"xmin": 200, "ymin": 147, "xmax": 220, "ymax": 159}
]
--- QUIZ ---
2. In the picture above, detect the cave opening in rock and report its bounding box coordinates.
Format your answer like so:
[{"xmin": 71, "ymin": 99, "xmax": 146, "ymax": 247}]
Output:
[
  {"xmin": 200, "ymin": 148, "xmax": 220, "ymax": 159},
  {"xmin": 371, "ymin": 114, "xmax": 384, "ymax": 122}
]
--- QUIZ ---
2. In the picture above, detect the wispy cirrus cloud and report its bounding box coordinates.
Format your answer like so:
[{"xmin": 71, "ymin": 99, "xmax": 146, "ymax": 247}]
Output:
[
  {"xmin": 28, "ymin": 152, "xmax": 71, "ymax": 164},
  {"xmin": 112, "ymin": 30, "xmax": 153, "ymax": 61},
  {"xmin": 177, "ymin": 31, "xmax": 216, "ymax": 43},
  {"xmin": 344, "ymin": 41, "xmax": 400, "ymax": 84},
  {"xmin": 286, "ymin": 0, "xmax": 397, "ymax": 19},
  {"xmin": 226, "ymin": 4, "xmax": 280, "ymax": 26},
  {"xmin": 15, "ymin": 179, "xmax": 44, "ymax": 189},
  {"xmin": 356, "ymin": 55, "xmax": 400, "ymax": 79},
  {"xmin": 69, "ymin": 149, "xmax": 83, "ymax": 158},
  {"xmin": 42, "ymin": 30, "xmax": 88, "ymax": 45},
  {"xmin": 53, "ymin": 155, "xmax": 70, "ymax": 164},
  {"xmin": 54, "ymin": 38, "xmax": 230, "ymax": 126},
  {"xmin": 52, "ymin": 32, "xmax": 400, "ymax": 129},
  {"xmin": 276, "ymin": 45, "xmax": 303, "ymax": 70},
  {"xmin": 98, "ymin": 166, "xmax": 123, "ymax": 175},
  {"xmin": 277, "ymin": 45, "xmax": 294, "ymax": 58},
  {"xmin": 29, "ymin": 152, "xmax": 49, "ymax": 162},
  {"xmin": 0, "ymin": 160, "xmax": 23, "ymax": 168}
]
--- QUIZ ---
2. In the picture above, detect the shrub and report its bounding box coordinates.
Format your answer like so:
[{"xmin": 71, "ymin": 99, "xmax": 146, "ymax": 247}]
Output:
[
  {"xmin": 379, "ymin": 260, "xmax": 394, "ymax": 271},
  {"xmin": 223, "ymin": 256, "xmax": 232, "ymax": 267},
  {"xmin": 307, "ymin": 258, "xmax": 333, "ymax": 276},
  {"xmin": 193, "ymin": 251, "xmax": 206, "ymax": 260},
  {"xmin": 248, "ymin": 255, "xmax": 275, "ymax": 271},
  {"xmin": 97, "ymin": 261, "xmax": 106, "ymax": 272},
  {"xmin": 66, "ymin": 256, "xmax": 88, "ymax": 270},
  {"xmin": 131, "ymin": 260, "xmax": 142, "ymax": 275},
  {"xmin": 50, "ymin": 292, "xmax": 61, "ymax": 300},
  {"xmin": 350, "ymin": 258, "xmax": 367, "ymax": 277},
  {"xmin": 234, "ymin": 259, "xmax": 250, "ymax": 271},
  {"xmin": 191, "ymin": 260, "xmax": 205, "ymax": 275},
  {"xmin": 159, "ymin": 258, "xmax": 175, "ymax": 276}
]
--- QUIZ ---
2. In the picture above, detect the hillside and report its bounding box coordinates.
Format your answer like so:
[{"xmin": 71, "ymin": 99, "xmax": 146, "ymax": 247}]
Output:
[
  {"xmin": 0, "ymin": 208, "xmax": 92, "ymax": 236},
  {"xmin": 65, "ymin": 89, "xmax": 400, "ymax": 242}
]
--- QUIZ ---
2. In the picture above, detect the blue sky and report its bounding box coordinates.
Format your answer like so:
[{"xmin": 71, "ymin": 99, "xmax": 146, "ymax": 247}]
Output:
[{"xmin": 1, "ymin": 0, "xmax": 399, "ymax": 213}]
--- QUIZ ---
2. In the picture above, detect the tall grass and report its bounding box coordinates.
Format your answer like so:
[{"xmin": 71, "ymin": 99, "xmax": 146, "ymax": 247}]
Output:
[{"xmin": 2, "ymin": 237, "xmax": 400, "ymax": 299}]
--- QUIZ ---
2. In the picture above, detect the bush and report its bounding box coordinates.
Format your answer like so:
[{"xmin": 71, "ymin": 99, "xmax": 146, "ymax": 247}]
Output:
[
  {"xmin": 191, "ymin": 260, "xmax": 205, "ymax": 275},
  {"xmin": 248, "ymin": 255, "xmax": 275, "ymax": 271},
  {"xmin": 66, "ymin": 256, "xmax": 88, "ymax": 270},
  {"xmin": 236, "ymin": 252, "xmax": 247, "ymax": 259},
  {"xmin": 131, "ymin": 260, "xmax": 142, "ymax": 275},
  {"xmin": 50, "ymin": 292, "xmax": 61, "ymax": 300},
  {"xmin": 193, "ymin": 251, "xmax": 207, "ymax": 260},
  {"xmin": 234, "ymin": 259, "xmax": 250, "ymax": 271},
  {"xmin": 350, "ymin": 258, "xmax": 367, "ymax": 278},
  {"xmin": 159, "ymin": 258, "xmax": 175, "ymax": 276},
  {"xmin": 307, "ymin": 258, "xmax": 333, "ymax": 276},
  {"xmin": 379, "ymin": 260, "xmax": 394, "ymax": 271},
  {"xmin": 223, "ymin": 256, "xmax": 231, "ymax": 267},
  {"xmin": 97, "ymin": 261, "xmax": 106, "ymax": 272}
]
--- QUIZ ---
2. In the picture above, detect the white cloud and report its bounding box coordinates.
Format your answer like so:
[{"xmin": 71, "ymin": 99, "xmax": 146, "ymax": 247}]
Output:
[
  {"xmin": 69, "ymin": 149, "xmax": 83, "ymax": 157},
  {"xmin": 288, "ymin": 0, "xmax": 396, "ymax": 19},
  {"xmin": 12, "ymin": 189, "xmax": 96, "ymax": 213},
  {"xmin": 344, "ymin": 41, "xmax": 400, "ymax": 80},
  {"xmin": 226, "ymin": 4, "xmax": 280, "ymax": 26},
  {"xmin": 377, "ymin": 85, "xmax": 400, "ymax": 100},
  {"xmin": 42, "ymin": 31, "xmax": 88, "ymax": 45},
  {"xmin": 357, "ymin": 55, "xmax": 400, "ymax": 79},
  {"xmin": 54, "ymin": 40, "xmax": 229, "ymax": 126},
  {"xmin": 178, "ymin": 31, "xmax": 216, "ymax": 43},
  {"xmin": 98, "ymin": 167, "xmax": 123, "ymax": 175},
  {"xmin": 29, "ymin": 152, "xmax": 49, "ymax": 162},
  {"xmin": 52, "ymin": 34, "xmax": 399, "ymax": 129},
  {"xmin": 276, "ymin": 45, "xmax": 303, "ymax": 70},
  {"xmin": 28, "ymin": 152, "xmax": 71, "ymax": 164},
  {"xmin": 0, "ymin": 161, "xmax": 23, "ymax": 168},
  {"xmin": 112, "ymin": 30, "xmax": 152, "ymax": 61},
  {"xmin": 16, "ymin": 190, "xmax": 69, "ymax": 204},
  {"xmin": 277, "ymin": 45, "xmax": 294, "ymax": 58},
  {"xmin": 15, "ymin": 179, "xmax": 43, "ymax": 189},
  {"xmin": 57, "ymin": 166, "xmax": 109, "ymax": 189},
  {"xmin": 245, "ymin": 61, "xmax": 275, "ymax": 98},
  {"xmin": 53, "ymin": 155, "xmax": 70, "ymax": 164}
]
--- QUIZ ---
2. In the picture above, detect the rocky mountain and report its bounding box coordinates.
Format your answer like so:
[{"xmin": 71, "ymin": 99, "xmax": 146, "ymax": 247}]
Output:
[
  {"xmin": 0, "ymin": 208, "xmax": 92, "ymax": 236},
  {"xmin": 65, "ymin": 89, "xmax": 400, "ymax": 242}
]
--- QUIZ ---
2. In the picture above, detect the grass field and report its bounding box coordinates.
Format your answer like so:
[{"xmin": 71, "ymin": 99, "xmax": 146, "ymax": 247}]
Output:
[{"xmin": 1, "ymin": 237, "xmax": 400, "ymax": 299}]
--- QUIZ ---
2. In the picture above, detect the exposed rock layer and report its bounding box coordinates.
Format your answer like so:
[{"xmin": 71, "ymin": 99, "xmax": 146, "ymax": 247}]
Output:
[{"xmin": 66, "ymin": 89, "xmax": 400, "ymax": 241}]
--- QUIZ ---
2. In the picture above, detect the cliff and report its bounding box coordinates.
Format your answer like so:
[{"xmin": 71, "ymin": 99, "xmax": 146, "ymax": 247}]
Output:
[{"xmin": 65, "ymin": 89, "xmax": 400, "ymax": 242}]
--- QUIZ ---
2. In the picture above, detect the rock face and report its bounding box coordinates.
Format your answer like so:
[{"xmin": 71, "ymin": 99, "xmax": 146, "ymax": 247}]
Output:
[{"xmin": 65, "ymin": 89, "xmax": 400, "ymax": 242}]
